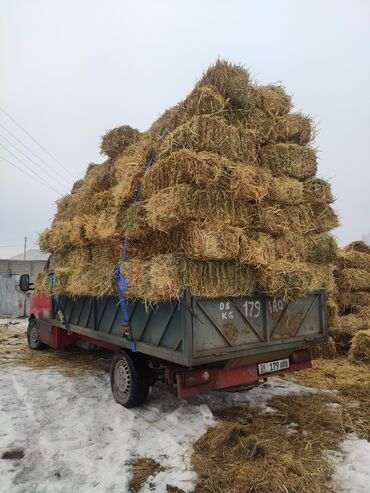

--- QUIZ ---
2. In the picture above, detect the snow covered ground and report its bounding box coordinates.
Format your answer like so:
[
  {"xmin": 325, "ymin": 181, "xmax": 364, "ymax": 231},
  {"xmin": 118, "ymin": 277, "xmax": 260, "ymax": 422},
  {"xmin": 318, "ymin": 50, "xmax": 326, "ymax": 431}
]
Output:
[{"xmin": 0, "ymin": 317, "xmax": 369, "ymax": 493}]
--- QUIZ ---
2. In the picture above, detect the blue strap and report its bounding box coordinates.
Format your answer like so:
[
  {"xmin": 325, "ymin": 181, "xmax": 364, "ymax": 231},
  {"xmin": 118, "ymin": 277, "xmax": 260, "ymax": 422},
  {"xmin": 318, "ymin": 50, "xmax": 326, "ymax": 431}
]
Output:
[{"xmin": 114, "ymin": 150, "xmax": 158, "ymax": 351}]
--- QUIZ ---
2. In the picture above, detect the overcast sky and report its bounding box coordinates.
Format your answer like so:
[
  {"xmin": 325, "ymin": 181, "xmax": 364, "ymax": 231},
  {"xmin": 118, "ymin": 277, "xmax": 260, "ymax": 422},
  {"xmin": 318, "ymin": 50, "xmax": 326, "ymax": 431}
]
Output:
[{"xmin": 1, "ymin": 0, "xmax": 369, "ymax": 258}]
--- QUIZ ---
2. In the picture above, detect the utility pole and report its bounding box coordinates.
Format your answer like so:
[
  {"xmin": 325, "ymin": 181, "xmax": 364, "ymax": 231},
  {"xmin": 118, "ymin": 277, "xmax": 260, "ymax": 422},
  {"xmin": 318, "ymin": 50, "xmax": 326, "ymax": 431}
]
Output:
[{"xmin": 24, "ymin": 236, "xmax": 27, "ymax": 260}]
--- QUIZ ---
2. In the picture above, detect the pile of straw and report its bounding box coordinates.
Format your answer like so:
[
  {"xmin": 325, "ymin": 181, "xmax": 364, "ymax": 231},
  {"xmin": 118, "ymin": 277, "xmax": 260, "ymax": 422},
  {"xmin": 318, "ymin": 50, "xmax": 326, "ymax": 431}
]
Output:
[
  {"xmin": 330, "ymin": 241, "xmax": 370, "ymax": 354},
  {"xmin": 37, "ymin": 60, "xmax": 339, "ymax": 302}
]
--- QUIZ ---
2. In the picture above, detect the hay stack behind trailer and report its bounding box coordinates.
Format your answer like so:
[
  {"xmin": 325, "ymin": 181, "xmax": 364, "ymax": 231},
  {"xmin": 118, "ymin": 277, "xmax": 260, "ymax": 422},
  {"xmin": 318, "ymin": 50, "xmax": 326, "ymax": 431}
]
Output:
[
  {"xmin": 330, "ymin": 241, "xmax": 370, "ymax": 353},
  {"xmin": 36, "ymin": 60, "xmax": 338, "ymax": 303}
]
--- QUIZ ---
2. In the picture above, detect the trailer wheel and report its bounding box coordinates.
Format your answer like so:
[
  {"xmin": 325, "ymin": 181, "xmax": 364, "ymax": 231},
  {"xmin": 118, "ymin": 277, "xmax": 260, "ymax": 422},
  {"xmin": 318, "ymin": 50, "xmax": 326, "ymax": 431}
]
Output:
[
  {"xmin": 110, "ymin": 350, "xmax": 150, "ymax": 408},
  {"xmin": 27, "ymin": 319, "xmax": 46, "ymax": 350}
]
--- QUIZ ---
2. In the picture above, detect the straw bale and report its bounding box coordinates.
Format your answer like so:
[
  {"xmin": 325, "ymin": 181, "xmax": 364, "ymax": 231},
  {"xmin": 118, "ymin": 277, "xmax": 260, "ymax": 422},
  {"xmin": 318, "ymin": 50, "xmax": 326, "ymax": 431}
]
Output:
[
  {"xmin": 184, "ymin": 221, "xmax": 242, "ymax": 260},
  {"xmin": 122, "ymin": 254, "xmax": 257, "ymax": 301},
  {"xmin": 94, "ymin": 208, "xmax": 123, "ymax": 240},
  {"xmin": 55, "ymin": 194, "xmax": 79, "ymax": 221},
  {"xmin": 344, "ymin": 241, "xmax": 370, "ymax": 255},
  {"xmin": 122, "ymin": 202, "xmax": 150, "ymax": 240},
  {"xmin": 309, "ymin": 337, "xmax": 337, "ymax": 360},
  {"xmin": 119, "ymin": 259, "xmax": 150, "ymax": 300},
  {"xmin": 260, "ymin": 143, "xmax": 317, "ymax": 179},
  {"xmin": 349, "ymin": 329, "xmax": 370, "ymax": 363},
  {"xmin": 229, "ymin": 165, "xmax": 270, "ymax": 202},
  {"xmin": 142, "ymin": 150, "xmax": 231, "ymax": 198},
  {"xmin": 308, "ymin": 263, "xmax": 336, "ymax": 293},
  {"xmin": 34, "ymin": 271, "xmax": 50, "ymax": 293},
  {"xmin": 258, "ymin": 260, "xmax": 315, "ymax": 300},
  {"xmin": 198, "ymin": 60, "xmax": 255, "ymax": 111},
  {"xmin": 336, "ymin": 268, "xmax": 370, "ymax": 292},
  {"xmin": 100, "ymin": 125, "xmax": 141, "ymax": 159},
  {"xmin": 155, "ymin": 84, "xmax": 228, "ymax": 132},
  {"xmin": 330, "ymin": 316, "xmax": 370, "ymax": 354},
  {"xmin": 327, "ymin": 295, "xmax": 339, "ymax": 326},
  {"xmin": 145, "ymin": 184, "xmax": 253, "ymax": 232},
  {"xmin": 253, "ymin": 205, "xmax": 290, "ymax": 236},
  {"xmin": 254, "ymin": 84, "xmax": 292, "ymax": 116},
  {"xmin": 306, "ymin": 233, "xmax": 338, "ymax": 264},
  {"xmin": 38, "ymin": 228, "xmax": 52, "ymax": 253},
  {"xmin": 68, "ymin": 216, "xmax": 86, "ymax": 245},
  {"xmin": 270, "ymin": 113, "xmax": 314, "ymax": 145},
  {"xmin": 337, "ymin": 250, "xmax": 370, "ymax": 271},
  {"xmin": 303, "ymin": 178, "xmax": 333, "ymax": 205},
  {"xmin": 112, "ymin": 164, "xmax": 144, "ymax": 206},
  {"xmin": 239, "ymin": 232, "xmax": 275, "ymax": 266},
  {"xmin": 308, "ymin": 204, "xmax": 339, "ymax": 233},
  {"xmin": 337, "ymin": 291, "xmax": 370, "ymax": 313},
  {"xmin": 159, "ymin": 115, "xmax": 258, "ymax": 164},
  {"xmin": 46, "ymin": 220, "xmax": 74, "ymax": 252},
  {"xmin": 82, "ymin": 162, "xmax": 115, "ymax": 193},
  {"xmin": 268, "ymin": 175, "xmax": 304, "ymax": 205},
  {"xmin": 71, "ymin": 179, "xmax": 84, "ymax": 194}
]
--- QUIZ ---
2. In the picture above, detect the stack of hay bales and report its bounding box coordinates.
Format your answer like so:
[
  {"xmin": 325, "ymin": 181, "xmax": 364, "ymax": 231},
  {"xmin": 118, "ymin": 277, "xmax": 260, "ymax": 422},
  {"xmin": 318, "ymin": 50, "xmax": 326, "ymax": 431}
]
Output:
[
  {"xmin": 330, "ymin": 241, "xmax": 370, "ymax": 354},
  {"xmin": 36, "ymin": 60, "xmax": 338, "ymax": 303}
]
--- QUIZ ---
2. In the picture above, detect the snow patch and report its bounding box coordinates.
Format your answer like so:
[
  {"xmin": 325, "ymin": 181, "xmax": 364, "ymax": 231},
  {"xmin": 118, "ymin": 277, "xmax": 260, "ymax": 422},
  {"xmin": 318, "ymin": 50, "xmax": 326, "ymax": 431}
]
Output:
[{"xmin": 332, "ymin": 435, "xmax": 370, "ymax": 493}]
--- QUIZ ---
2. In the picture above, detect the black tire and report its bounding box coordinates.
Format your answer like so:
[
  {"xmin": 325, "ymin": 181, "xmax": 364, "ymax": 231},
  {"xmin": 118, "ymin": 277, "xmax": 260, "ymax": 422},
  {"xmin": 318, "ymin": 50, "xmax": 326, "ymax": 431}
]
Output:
[
  {"xmin": 27, "ymin": 319, "xmax": 46, "ymax": 350},
  {"xmin": 110, "ymin": 350, "xmax": 150, "ymax": 408}
]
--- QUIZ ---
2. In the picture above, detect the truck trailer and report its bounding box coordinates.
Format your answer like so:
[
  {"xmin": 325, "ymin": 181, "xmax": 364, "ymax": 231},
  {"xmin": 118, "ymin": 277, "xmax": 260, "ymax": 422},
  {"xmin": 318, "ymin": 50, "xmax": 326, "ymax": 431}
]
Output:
[{"xmin": 20, "ymin": 274, "xmax": 327, "ymax": 408}]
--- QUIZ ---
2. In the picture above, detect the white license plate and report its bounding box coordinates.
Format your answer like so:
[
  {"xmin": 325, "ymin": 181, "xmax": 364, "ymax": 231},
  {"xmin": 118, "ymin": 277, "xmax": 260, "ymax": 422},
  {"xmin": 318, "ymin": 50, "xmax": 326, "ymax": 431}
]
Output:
[{"xmin": 258, "ymin": 358, "xmax": 290, "ymax": 375}]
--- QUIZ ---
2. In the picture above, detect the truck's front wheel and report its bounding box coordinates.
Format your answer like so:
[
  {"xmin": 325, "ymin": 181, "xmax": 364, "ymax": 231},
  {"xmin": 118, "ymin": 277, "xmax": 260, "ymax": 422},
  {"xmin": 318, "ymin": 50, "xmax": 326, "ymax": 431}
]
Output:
[
  {"xmin": 110, "ymin": 350, "xmax": 150, "ymax": 408},
  {"xmin": 27, "ymin": 319, "xmax": 46, "ymax": 350}
]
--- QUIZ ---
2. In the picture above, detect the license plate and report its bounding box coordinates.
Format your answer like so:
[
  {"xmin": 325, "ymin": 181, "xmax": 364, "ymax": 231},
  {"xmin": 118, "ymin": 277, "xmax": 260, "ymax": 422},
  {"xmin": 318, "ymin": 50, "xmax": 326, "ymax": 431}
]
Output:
[{"xmin": 258, "ymin": 358, "xmax": 290, "ymax": 375}]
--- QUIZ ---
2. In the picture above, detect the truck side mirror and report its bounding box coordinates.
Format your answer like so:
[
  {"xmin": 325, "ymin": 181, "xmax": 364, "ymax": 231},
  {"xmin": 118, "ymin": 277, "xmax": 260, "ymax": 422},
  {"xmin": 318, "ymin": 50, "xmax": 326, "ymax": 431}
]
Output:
[{"xmin": 19, "ymin": 274, "xmax": 30, "ymax": 292}]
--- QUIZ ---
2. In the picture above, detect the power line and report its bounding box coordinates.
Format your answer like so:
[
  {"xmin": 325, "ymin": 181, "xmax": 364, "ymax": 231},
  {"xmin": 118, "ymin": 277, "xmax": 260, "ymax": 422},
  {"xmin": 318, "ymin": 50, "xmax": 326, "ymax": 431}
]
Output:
[
  {"xmin": 0, "ymin": 142, "xmax": 62, "ymax": 193},
  {"xmin": 0, "ymin": 104, "xmax": 74, "ymax": 179},
  {"xmin": 0, "ymin": 155, "xmax": 61, "ymax": 195},
  {"xmin": 0, "ymin": 132, "xmax": 69, "ymax": 190},
  {"xmin": 0, "ymin": 122, "xmax": 72, "ymax": 184}
]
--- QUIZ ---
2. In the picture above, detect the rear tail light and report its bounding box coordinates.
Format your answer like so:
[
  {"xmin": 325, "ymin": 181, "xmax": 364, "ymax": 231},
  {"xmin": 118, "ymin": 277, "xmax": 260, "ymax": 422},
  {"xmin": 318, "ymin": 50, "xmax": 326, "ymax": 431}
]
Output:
[
  {"xmin": 290, "ymin": 349, "xmax": 311, "ymax": 363},
  {"xmin": 183, "ymin": 369, "xmax": 211, "ymax": 387}
]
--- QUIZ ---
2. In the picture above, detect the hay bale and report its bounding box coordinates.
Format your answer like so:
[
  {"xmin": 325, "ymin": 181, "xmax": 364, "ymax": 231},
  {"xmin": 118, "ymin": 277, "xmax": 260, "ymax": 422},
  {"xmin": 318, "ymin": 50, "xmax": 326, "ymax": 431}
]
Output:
[
  {"xmin": 142, "ymin": 150, "xmax": 231, "ymax": 198},
  {"xmin": 184, "ymin": 221, "xmax": 242, "ymax": 260},
  {"xmin": 122, "ymin": 202, "xmax": 150, "ymax": 240},
  {"xmin": 82, "ymin": 162, "xmax": 115, "ymax": 193},
  {"xmin": 336, "ymin": 268, "xmax": 370, "ymax": 292},
  {"xmin": 337, "ymin": 250, "xmax": 370, "ymax": 271},
  {"xmin": 239, "ymin": 232, "xmax": 275, "ymax": 266},
  {"xmin": 145, "ymin": 184, "xmax": 253, "ymax": 232},
  {"xmin": 34, "ymin": 271, "xmax": 50, "ymax": 293},
  {"xmin": 344, "ymin": 241, "xmax": 370, "ymax": 255},
  {"xmin": 270, "ymin": 113, "xmax": 314, "ymax": 145},
  {"xmin": 303, "ymin": 178, "xmax": 333, "ymax": 205},
  {"xmin": 112, "ymin": 164, "xmax": 144, "ymax": 206},
  {"xmin": 254, "ymin": 84, "xmax": 292, "ymax": 116},
  {"xmin": 349, "ymin": 329, "xmax": 370, "ymax": 363},
  {"xmin": 253, "ymin": 205, "xmax": 290, "ymax": 236},
  {"xmin": 309, "ymin": 337, "xmax": 337, "ymax": 360},
  {"xmin": 159, "ymin": 115, "xmax": 258, "ymax": 164},
  {"xmin": 71, "ymin": 179, "xmax": 84, "ymax": 193},
  {"xmin": 260, "ymin": 143, "xmax": 317, "ymax": 179},
  {"xmin": 336, "ymin": 291, "xmax": 370, "ymax": 313},
  {"xmin": 122, "ymin": 254, "xmax": 257, "ymax": 301},
  {"xmin": 330, "ymin": 316, "xmax": 370, "ymax": 354},
  {"xmin": 198, "ymin": 60, "xmax": 255, "ymax": 111},
  {"xmin": 327, "ymin": 295, "xmax": 339, "ymax": 326},
  {"xmin": 100, "ymin": 125, "xmax": 141, "ymax": 159},
  {"xmin": 306, "ymin": 233, "xmax": 337, "ymax": 264},
  {"xmin": 38, "ymin": 228, "xmax": 52, "ymax": 253},
  {"xmin": 257, "ymin": 260, "xmax": 314, "ymax": 300},
  {"xmin": 268, "ymin": 175, "xmax": 304, "ymax": 205},
  {"xmin": 229, "ymin": 165, "xmax": 270, "ymax": 202}
]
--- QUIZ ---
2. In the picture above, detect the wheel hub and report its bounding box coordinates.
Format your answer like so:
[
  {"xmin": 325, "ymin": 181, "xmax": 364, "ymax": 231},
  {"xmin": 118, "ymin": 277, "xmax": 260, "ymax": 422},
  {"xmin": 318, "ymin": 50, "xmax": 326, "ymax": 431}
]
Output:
[
  {"xmin": 30, "ymin": 326, "xmax": 39, "ymax": 344},
  {"xmin": 114, "ymin": 360, "xmax": 131, "ymax": 396}
]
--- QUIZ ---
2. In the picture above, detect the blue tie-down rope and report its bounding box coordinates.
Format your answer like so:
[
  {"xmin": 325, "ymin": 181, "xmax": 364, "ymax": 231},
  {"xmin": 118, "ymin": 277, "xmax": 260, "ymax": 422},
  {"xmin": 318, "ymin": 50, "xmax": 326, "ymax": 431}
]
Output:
[{"xmin": 114, "ymin": 262, "xmax": 136, "ymax": 352}]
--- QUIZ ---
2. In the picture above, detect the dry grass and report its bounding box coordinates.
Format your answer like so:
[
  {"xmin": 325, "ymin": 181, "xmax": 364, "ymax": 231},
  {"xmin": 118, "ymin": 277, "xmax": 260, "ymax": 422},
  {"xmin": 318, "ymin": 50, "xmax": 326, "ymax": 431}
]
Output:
[
  {"xmin": 336, "ymin": 268, "xmax": 370, "ymax": 292},
  {"xmin": 193, "ymin": 357, "xmax": 370, "ymax": 493},
  {"xmin": 336, "ymin": 291, "xmax": 370, "ymax": 313},
  {"xmin": 229, "ymin": 165, "xmax": 270, "ymax": 202},
  {"xmin": 344, "ymin": 241, "xmax": 370, "ymax": 254},
  {"xmin": 260, "ymin": 143, "xmax": 317, "ymax": 179},
  {"xmin": 239, "ymin": 232, "xmax": 275, "ymax": 266},
  {"xmin": 349, "ymin": 329, "xmax": 370, "ymax": 363},
  {"xmin": 128, "ymin": 458, "xmax": 164, "ymax": 493},
  {"xmin": 158, "ymin": 115, "xmax": 258, "ymax": 164},
  {"xmin": 337, "ymin": 250, "xmax": 370, "ymax": 271},
  {"xmin": 303, "ymin": 178, "xmax": 333, "ymax": 205},
  {"xmin": 100, "ymin": 125, "xmax": 141, "ymax": 159},
  {"xmin": 330, "ymin": 315, "xmax": 370, "ymax": 353},
  {"xmin": 142, "ymin": 150, "xmax": 231, "ymax": 198},
  {"xmin": 145, "ymin": 185, "xmax": 253, "ymax": 232}
]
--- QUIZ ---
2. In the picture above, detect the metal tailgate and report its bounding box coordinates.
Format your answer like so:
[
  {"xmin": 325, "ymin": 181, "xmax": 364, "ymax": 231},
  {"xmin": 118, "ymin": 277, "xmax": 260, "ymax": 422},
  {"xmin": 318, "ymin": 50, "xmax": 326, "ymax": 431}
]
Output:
[{"xmin": 191, "ymin": 290, "xmax": 327, "ymax": 362}]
